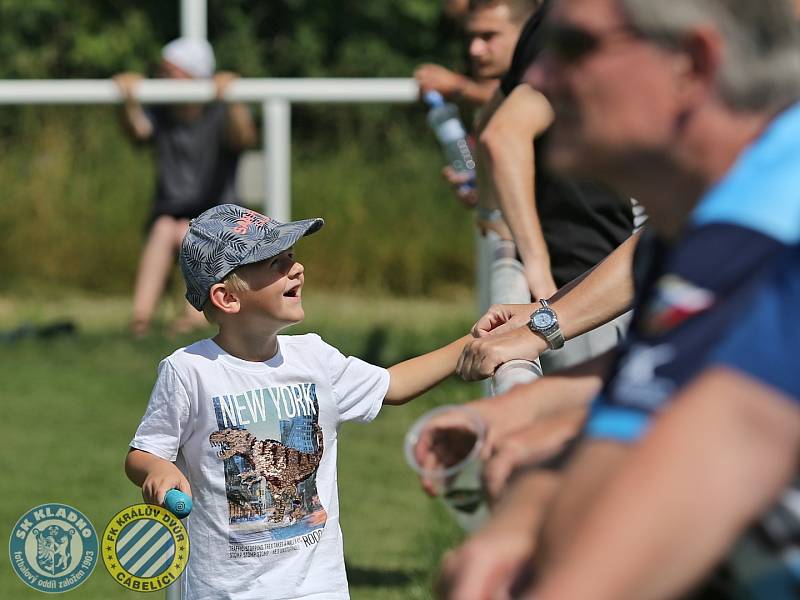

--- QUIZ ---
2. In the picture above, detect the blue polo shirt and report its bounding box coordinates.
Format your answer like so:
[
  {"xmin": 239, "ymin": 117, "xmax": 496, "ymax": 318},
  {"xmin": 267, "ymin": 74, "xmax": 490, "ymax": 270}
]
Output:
[
  {"xmin": 586, "ymin": 102, "xmax": 800, "ymax": 442},
  {"xmin": 711, "ymin": 244, "xmax": 800, "ymax": 401}
]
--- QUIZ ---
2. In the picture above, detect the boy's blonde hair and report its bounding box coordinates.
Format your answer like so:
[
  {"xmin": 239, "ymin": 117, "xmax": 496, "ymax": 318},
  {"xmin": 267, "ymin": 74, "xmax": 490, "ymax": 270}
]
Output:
[{"xmin": 202, "ymin": 270, "xmax": 251, "ymax": 323}]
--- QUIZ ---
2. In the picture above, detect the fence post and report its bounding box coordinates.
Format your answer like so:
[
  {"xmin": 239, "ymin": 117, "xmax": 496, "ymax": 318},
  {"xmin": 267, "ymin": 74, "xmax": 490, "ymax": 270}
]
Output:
[
  {"xmin": 263, "ymin": 98, "xmax": 292, "ymax": 221},
  {"xmin": 181, "ymin": 0, "xmax": 207, "ymax": 40},
  {"xmin": 482, "ymin": 230, "xmax": 543, "ymax": 394}
]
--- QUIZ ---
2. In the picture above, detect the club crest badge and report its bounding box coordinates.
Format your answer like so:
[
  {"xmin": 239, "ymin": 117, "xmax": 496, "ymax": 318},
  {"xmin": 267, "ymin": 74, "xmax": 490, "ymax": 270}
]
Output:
[
  {"xmin": 8, "ymin": 503, "xmax": 98, "ymax": 593},
  {"xmin": 102, "ymin": 504, "xmax": 189, "ymax": 593}
]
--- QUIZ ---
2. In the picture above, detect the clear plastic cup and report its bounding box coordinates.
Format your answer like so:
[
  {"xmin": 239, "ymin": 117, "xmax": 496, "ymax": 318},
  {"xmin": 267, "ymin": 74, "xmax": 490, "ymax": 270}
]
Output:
[{"xmin": 404, "ymin": 405, "xmax": 489, "ymax": 531}]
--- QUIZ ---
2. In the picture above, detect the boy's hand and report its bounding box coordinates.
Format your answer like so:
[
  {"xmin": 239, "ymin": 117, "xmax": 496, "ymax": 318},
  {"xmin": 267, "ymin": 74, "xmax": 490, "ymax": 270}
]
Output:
[{"xmin": 141, "ymin": 462, "xmax": 192, "ymax": 505}]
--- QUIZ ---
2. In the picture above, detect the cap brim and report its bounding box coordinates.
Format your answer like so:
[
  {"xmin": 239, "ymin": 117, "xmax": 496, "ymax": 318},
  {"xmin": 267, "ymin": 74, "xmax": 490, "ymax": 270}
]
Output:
[{"xmin": 238, "ymin": 217, "xmax": 324, "ymax": 268}]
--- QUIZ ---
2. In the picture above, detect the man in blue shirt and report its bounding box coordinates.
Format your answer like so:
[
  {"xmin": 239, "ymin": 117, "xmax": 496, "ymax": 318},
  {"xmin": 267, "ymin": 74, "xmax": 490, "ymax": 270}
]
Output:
[{"xmin": 431, "ymin": 0, "xmax": 800, "ymax": 597}]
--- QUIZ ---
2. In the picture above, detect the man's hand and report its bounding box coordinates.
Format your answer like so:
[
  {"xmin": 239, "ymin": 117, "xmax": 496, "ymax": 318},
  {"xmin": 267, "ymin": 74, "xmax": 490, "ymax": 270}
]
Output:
[
  {"xmin": 415, "ymin": 63, "xmax": 467, "ymax": 98},
  {"xmin": 458, "ymin": 327, "xmax": 546, "ymax": 381},
  {"xmin": 436, "ymin": 513, "xmax": 535, "ymax": 600},
  {"xmin": 140, "ymin": 461, "xmax": 192, "ymax": 506},
  {"xmin": 442, "ymin": 166, "xmax": 478, "ymax": 207},
  {"xmin": 213, "ymin": 71, "xmax": 239, "ymax": 100},
  {"xmin": 113, "ymin": 72, "xmax": 143, "ymax": 102},
  {"xmin": 483, "ymin": 408, "xmax": 585, "ymax": 502},
  {"xmin": 413, "ymin": 391, "xmax": 543, "ymax": 496},
  {"xmin": 436, "ymin": 469, "xmax": 561, "ymax": 600}
]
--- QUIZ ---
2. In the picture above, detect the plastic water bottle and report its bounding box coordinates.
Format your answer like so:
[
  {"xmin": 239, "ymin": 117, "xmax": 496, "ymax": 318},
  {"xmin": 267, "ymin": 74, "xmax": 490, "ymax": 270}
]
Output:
[{"xmin": 423, "ymin": 91, "xmax": 476, "ymax": 192}]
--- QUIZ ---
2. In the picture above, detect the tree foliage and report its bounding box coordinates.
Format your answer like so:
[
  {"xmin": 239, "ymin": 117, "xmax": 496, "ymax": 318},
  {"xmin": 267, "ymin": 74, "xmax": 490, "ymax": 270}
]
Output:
[{"xmin": 0, "ymin": 0, "xmax": 464, "ymax": 80}]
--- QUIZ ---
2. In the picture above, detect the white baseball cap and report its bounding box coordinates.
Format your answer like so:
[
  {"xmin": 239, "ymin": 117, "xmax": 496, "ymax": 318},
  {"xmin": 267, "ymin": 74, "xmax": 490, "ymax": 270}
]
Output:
[{"xmin": 161, "ymin": 37, "xmax": 216, "ymax": 79}]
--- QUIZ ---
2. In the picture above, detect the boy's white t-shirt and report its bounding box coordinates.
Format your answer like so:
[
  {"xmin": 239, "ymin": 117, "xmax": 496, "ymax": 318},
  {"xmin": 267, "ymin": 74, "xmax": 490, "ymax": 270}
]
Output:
[{"xmin": 130, "ymin": 334, "xmax": 390, "ymax": 600}]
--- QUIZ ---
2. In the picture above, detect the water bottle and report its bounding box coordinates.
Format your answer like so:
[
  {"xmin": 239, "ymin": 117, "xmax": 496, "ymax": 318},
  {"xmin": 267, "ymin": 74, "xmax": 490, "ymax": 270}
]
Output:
[{"xmin": 423, "ymin": 91, "xmax": 476, "ymax": 192}]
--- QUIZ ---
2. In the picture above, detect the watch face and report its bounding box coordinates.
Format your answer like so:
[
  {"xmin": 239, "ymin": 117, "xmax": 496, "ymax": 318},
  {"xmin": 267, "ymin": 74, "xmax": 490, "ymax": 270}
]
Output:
[{"xmin": 532, "ymin": 311, "xmax": 554, "ymax": 329}]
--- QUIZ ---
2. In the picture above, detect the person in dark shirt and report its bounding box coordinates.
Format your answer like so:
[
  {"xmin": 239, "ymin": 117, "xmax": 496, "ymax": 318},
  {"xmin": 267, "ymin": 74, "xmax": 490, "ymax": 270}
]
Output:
[
  {"xmin": 114, "ymin": 38, "xmax": 256, "ymax": 338},
  {"xmin": 477, "ymin": 1, "xmax": 635, "ymax": 372}
]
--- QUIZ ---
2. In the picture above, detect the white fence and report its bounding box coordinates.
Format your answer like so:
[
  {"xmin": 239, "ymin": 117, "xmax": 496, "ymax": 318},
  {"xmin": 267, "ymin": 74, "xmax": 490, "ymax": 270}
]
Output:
[{"xmin": 0, "ymin": 78, "xmax": 416, "ymax": 223}]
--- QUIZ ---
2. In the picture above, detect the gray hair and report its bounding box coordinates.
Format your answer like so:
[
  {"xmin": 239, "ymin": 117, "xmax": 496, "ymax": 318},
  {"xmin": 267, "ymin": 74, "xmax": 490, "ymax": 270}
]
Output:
[{"xmin": 619, "ymin": 0, "xmax": 800, "ymax": 111}]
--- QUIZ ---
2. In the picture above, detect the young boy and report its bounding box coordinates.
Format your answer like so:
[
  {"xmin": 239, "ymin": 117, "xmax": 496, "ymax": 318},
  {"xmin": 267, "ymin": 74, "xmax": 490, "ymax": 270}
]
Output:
[{"xmin": 125, "ymin": 204, "xmax": 471, "ymax": 599}]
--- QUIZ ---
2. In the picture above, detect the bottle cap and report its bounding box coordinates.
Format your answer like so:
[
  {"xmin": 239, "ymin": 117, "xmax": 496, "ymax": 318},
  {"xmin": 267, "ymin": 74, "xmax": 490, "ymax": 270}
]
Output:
[{"xmin": 423, "ymin": 90, "xmax": 445, "ymax": 107}]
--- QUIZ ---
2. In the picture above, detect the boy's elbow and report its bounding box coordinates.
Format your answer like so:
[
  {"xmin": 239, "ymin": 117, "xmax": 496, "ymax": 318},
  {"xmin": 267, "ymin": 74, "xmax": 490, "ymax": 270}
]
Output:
[{"xmin": 383, "ymin": 392, "xmax": 412, "ymax": 406}]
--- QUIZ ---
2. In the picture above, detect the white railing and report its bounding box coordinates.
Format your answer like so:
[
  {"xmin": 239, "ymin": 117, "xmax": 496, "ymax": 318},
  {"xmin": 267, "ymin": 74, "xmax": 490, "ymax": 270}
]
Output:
[
  {"xmin": 0, "ymin": 78, "xmax": 416, "ymax": 223},
  {"xmin": 484, "ymin": 233, "xmax": 542, "ymax": 394}
]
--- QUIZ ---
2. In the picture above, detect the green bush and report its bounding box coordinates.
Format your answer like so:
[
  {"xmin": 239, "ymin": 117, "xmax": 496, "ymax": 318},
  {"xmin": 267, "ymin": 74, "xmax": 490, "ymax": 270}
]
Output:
[{"xmin": 0, "ymin": 106, "xmax": 475, "ymax": 297}]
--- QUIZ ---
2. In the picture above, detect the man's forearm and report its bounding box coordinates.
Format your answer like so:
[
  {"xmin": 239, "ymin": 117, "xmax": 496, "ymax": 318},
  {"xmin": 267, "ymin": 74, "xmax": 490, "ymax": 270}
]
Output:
[
  {"xmin": 549, "ymin": 230, "xmax": 639, "ymax": 339},
  {"xmin": 461, "ymin": 78, "xmax": 501, "ymax": 106},
  {"xmin": 480, "ymin": 85, "xmax": 556, "ymax": 298},
  {"xmin": 533, "ymin": 367, "xmax": 800, "ymax": 600},
  {"xmin": 225, "ymin": 103, "xmax": 257, "ymax": 150},
  {"xmin": 120, "ymin": 102, "xmax": 153, "ymax": 141}
]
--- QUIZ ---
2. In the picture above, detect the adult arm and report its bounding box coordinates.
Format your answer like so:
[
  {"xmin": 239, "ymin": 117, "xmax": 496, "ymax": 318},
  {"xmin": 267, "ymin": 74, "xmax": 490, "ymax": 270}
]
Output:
[
  {"xmin": 530, "ymin": 367, "xmax": 800, "ymax": 600},
  {"xmin": 214, "ymin": 72, "xmax": 257, "ymax": 150},
  {"xmin": 457, "ymin": 230, "xmax": 639, "ymax": 380},
  {"xmin": 436, "ymin": 469, "xmax": 561, "ymax": 600},
  {"xmin": 415, "ymin": 353, "xmax": 609, "ymax": 483},
  {"xmin": 480, "ymin": 83, "xmax": 556, "ymax": 299},
  {"xmin": 113, "ymin": 72, "xmax": 154, "ymax": 141},
  {"xmin": 414, "ymin": 63, "xmax": 499, "ymax": 106}
]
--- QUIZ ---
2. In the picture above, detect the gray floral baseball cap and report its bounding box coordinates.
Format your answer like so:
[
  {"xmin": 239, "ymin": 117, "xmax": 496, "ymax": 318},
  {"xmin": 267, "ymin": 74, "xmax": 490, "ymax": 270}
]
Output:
[{"xmin": 180, "ymin": 204, "xmax": 324, "ymax": 310}]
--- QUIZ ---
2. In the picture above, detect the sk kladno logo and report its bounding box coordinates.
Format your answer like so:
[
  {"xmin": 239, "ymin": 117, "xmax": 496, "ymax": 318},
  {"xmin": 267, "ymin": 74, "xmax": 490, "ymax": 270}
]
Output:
[
  {"xmin": 102, "ymin": 504, "xmax": 189, "ymax": 593},
  {"xmin": 8, "ymin": 503, "xmax": 99, "ymax": 593}
]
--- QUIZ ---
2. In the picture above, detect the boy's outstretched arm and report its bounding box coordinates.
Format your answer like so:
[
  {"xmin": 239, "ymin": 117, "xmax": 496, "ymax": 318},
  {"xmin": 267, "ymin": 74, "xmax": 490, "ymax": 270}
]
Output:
[
  {"xmin": 125, "ymin": 448, "xmax": 192, "ymax": 505},
  {"xmin": 384, "ymin": 334, "xmax": 474, "ymax": 405}
]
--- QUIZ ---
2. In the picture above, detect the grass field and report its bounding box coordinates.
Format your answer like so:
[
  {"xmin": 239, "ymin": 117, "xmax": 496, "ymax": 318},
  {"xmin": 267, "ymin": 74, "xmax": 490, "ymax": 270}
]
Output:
[{"xmin": 0, "ymin": 289, "xmax": 482, "ymax": 599}]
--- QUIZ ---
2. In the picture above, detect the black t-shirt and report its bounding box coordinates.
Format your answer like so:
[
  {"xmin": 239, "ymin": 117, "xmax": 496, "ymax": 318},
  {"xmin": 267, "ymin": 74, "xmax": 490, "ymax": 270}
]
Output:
[
  {"xmin": 147, "ymin": 103, "xmax": 242, "ymax": 221},
  {"xmin": 500, "ymin": 0, "xmax": 551, "ymax": 95},
  {"xmin": 501, "ymin": 2, "xmax": 634, "ymax": 286}
]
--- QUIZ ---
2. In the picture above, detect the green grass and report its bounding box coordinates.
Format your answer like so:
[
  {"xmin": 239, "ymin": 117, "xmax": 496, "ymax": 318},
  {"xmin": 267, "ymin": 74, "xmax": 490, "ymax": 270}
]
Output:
[{"xmin": 0, "ymin": 291, "xmax": 481, "ymax": 599}]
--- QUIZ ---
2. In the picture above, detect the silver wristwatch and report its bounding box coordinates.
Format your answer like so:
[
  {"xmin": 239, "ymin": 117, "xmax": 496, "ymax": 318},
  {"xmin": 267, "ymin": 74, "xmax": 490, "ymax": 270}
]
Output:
[{"xmin": 528, "ymin": 298, "xmax": 565, "ymax": 350}]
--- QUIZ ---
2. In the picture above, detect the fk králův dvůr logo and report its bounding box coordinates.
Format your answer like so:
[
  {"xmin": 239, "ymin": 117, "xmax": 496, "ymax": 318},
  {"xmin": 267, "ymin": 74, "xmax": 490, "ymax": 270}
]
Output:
[
  {"xmin": 8, "ymin": 503, "xmax": 99, "ymax": 593},
  {"xmin": 102, "ymin": 503, "xmax": 189, "ymax": 593}
]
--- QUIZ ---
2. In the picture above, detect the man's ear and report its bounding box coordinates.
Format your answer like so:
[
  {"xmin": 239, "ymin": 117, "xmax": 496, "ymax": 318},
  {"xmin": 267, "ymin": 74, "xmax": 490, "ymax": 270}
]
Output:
[
  {"xmin": 209, "ymin": 283, "xmax": 241, "ymax": 314},
  {"xmin": 676, "ymin": 25, "xmax": 724, "ymax": 102}
]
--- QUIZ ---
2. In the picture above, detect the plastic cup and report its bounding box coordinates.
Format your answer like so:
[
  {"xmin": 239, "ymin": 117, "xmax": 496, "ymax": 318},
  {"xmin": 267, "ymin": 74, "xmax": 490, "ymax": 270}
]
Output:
[{"xmin": 404, "ymin": 405, "xmax": 489, "ymax": 531}]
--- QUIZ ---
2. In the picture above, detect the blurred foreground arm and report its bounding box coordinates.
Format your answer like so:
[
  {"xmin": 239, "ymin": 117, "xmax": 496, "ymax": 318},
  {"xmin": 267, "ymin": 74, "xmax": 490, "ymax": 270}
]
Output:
[
  {"xmin": 416, "ymin": 354, "xmax": 608, "ymax": 484},
  {"xmin": 437, "ymin": 469, "xmax": 560, "ymax": 600},
  {"xmin": 531, "ymin": 367, "xmax": 800, "ymax": 600}
]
